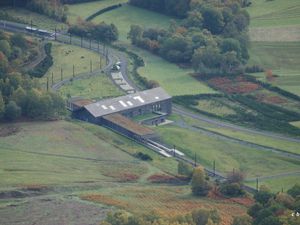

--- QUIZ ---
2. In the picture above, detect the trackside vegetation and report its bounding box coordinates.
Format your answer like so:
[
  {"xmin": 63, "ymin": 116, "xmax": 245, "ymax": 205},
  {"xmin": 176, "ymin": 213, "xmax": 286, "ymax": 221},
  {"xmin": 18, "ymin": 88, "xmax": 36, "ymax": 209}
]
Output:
[{"xmin": 0, "ymin": 31, "xmax": 65, "ymax": 121}]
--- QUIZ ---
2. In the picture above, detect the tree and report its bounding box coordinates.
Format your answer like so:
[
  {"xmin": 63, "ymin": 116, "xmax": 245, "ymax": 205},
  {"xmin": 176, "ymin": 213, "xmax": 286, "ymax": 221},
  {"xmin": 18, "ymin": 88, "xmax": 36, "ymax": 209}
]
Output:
[
  {"xmin": 191, "ymin": 166, "xmax": 211, "ymax": 196},
  {"xmin": 201, "ymin": 6, "xmax": 224, "ymax": 35},
  {"xmin": 232, "ymin": 215, "xmax": 252, "ymax": 225},
  {"xmin": 191, "ymin": 208, "xmax": 220, "ymax": 225},
  {"xmin": 287, "ymin": 184, "xmax": 300, "ymax": 198},
  {"xmin": 0, "ymin": 51, "xmax": 9, "ymax": 77},
  {"xmin": 4, "ymin": 100, "xmax": 21, "ymax": 121},
  {"xmin": 254, "ymin": 186, "xmax": 275, "ymax": 206},
  {"xmin": 0, "ymin": 93, "xmax": 4, "ymax": 119},
  {"xmin": 0, "ymin": 40, "xmax": 12, "ymax": 58},
  {"xmin": 128, "ymin": 25, "xmax": 143, "ymax": 44},
  {"xmin": 10, "ymin": 33, "xmax": 27, "ymax": 49},
  {"xmin": 178, "ymin": 161, "xmax": 193, "ymax": 178}
]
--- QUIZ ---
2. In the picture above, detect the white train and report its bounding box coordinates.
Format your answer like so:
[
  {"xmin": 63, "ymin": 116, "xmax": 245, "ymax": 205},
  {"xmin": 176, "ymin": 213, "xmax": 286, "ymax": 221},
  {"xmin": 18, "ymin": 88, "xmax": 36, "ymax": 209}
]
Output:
[{"xmin": 25, "ymin": 26, "xmax": 53, "ymax": 37}]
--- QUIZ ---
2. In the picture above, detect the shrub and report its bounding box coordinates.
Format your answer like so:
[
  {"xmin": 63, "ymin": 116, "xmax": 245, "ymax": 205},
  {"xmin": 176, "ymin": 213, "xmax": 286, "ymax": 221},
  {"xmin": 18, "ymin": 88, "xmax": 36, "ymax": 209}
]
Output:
[
  {"xmin": 178, "ymin": 161, "xmax": 193, "ymax": 178},
  {"xmin": 134, "ymin": 152, "xmax": 152, "ymax": 161},
  {"xmin": 4, "ymin": 101, "xmax": 21, "ymax": 121},
  {"xmin": 219, "ymin": 182, "xmax": 245, "ymax": 197}
]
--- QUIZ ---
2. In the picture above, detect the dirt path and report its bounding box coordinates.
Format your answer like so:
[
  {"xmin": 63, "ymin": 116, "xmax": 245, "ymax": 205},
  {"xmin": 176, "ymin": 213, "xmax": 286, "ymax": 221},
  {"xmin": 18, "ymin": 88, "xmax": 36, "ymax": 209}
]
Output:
[{"xmin": 249, "ymin": 26, "xmax": 300, "ymax": 42}]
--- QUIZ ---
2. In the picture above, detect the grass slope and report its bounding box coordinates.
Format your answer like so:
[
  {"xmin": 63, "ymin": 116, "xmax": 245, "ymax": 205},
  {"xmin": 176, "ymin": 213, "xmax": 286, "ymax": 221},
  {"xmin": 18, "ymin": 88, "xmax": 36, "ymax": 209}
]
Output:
[
  {"xmin": 92, "ymin": 4, "xmax": 175, "ymax": 42},
  {"xmin": 1, "ymin": 7, "xmax": 67, "ymax": 31},
  {"xmin": 247, "ymin": 0, "xmax": 300, "ymax": 28},
  {"xmin": 59, "ymin": 74, "xmax": 124, "ymax": 100},
  {"xmin": 66, "ymin": 0, "xmax": 128, "ymax": 24},
  {"xmin": 155, "ymin": 124, "xmax": 300, "ymax": 181},
  {"xmin": 44, "ymin": 42, "xmax": 105, "ymax": 84},
  {"xmin": 248, "ymin": 41, "xmax": 300, "ymax": 96},
  {"xmin": 0, "ymin": 121, "xmax": 152, "ymax": 187}
]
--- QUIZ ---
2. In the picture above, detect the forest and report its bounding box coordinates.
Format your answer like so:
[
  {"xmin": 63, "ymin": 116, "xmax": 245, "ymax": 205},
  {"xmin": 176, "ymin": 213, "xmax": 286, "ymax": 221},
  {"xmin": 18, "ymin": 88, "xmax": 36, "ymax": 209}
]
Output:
[
  {"xmin": 128, "ymin": 0, "xmax": 250, "ymax": 76},
  {"xmin": 0, "ymin": 31, "xmax": 65, "ymax": 121}
]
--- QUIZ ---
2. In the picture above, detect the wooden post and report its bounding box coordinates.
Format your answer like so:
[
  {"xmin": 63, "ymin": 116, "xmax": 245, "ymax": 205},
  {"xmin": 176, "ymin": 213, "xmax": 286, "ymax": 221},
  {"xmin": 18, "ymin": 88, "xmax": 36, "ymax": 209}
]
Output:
[
  {"xmin": 194, "ymin": 153, "xmax": 197, "ymax": 167},
  {"xmin": 89, "ymin": 39, "xmax": 91, "ymax": 49},
  {"xmin": 173, "ymin": 145, "xmax": 176, "ymax": 157},
  {"xmin": 61, "ymin": 68, "xmax": 63, "ymax": 81},
  {"xmin": 97, "ymin": 41, "xmax": 99, "ymax": 51},
  {"xmin": 81, "ymin": 36, "xmax": 83, "ymax": 47},
  {"xmin": 69, "ymin": 33, "xmax": 71, "ymax": 44},
  {"xmin": 54, "ymin": 27, "xmax": 57, "ymax": 40},
  {"xmin": 90, "ymin": 60, "xmax": 92, "ymax": 73}
]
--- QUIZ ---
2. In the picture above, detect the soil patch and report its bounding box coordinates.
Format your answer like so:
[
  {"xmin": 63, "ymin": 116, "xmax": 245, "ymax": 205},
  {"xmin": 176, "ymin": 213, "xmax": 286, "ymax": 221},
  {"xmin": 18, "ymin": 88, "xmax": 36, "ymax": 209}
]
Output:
[{"xmin": 0, "ymin": 126, "xmax": 20, "ymax": 137}]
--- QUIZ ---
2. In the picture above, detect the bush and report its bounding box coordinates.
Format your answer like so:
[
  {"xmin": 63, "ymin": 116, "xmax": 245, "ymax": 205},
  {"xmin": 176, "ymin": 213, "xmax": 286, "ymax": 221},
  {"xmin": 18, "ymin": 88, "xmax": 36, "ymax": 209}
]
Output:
[
  {"xmin": 219, "ymin": 182, "xmax": 245, "ymax": 197},
  {"xmin": 178, "ymin": 161, "xmax": 193, "ymax": 178},
  {"xmin": 287, "ymin": 184, "xmax": 300, "ymax": 198},
  {"xmin": 134, "ymin": 152, "xmax": 152, "ymax": 161},
  {"xmin": 245, "ymin": 65, "xmax": 264, "ymax": 73},
  {"xmin": 4, "ymin": 101, "xmax": 21, "ymax": 121}
]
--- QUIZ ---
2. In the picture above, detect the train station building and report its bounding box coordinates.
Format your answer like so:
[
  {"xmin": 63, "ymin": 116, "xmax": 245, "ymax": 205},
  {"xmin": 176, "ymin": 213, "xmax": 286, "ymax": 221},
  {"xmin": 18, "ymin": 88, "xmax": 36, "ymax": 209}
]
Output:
[{"xmin": 67, "ymin": 87, "xmax": 172, "ymax": 139}]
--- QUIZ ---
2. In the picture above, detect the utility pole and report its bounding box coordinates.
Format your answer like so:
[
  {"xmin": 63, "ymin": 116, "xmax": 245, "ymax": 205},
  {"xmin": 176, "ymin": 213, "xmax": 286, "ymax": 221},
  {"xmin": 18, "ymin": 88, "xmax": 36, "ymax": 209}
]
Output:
[
  {"xmin": 73, "ymin": 65, "xmax": 75, "ymax": 78},
  {"xmin": 99, "ymin": 56, "xmax": 102, "ymax": 69},
  {"xmin": 256, "ymin": 177, "xmax": 259, "ymax": 192},
  {"xmin": 46, "ymin": 77, "xmax": 49, "ymax": 91}
]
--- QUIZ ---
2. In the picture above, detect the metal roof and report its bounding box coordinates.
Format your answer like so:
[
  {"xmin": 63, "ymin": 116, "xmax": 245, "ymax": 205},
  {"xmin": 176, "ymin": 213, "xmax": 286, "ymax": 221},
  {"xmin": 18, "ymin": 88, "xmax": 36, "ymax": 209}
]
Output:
[{"xmin": 84, "ymin": 87, "xmax": 171, "ymax": 118}]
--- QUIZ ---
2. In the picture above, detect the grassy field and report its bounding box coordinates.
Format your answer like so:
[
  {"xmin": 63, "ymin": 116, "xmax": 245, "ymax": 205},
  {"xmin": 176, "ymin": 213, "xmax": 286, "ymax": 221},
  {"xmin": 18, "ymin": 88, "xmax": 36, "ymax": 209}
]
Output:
[
  {"xmin": 1, "ymin": 7, "xmax": 67, "ymax": 31},
  {"xmin": 248, "ymin": 41, "xmax": 300, "ymax": 96},
  {"xmin": 44, "ymin": 42, "xmax": 105, "ymax": 85},
  {"xmin": 59, "ymin": 74, "xmax": 124, "ymax": 100},
  {"xmin": 0, "ymin": 121, "xmax": 151, "ymax": 187},
  {"xmin": 245, "ymin": 175, "xmax": 300, "ymax": 193},
  {"xmin": 247, "ymin": 0, "xmax": 300, "ymax": 28},
  {"xmin": 180, "ymin": 115, "xmax": 300, "ymax": 155},
  {"xmin": 89, "ymin": 3, "xmax": 215, "ymax": 96},
  {"xmin": 155, "ymin": 124, "xmax": 300, "ymax": 181},
  {"xmin": 92, "ymin": 4, "xmax": 176, "ymax": 42},
  {"xmin": 66, "ymin": 0, "xmax": 128, "ymax": 24},
  {"xmin": 79, "ymin": 184, "xmax": 248, "ymax": 224}
]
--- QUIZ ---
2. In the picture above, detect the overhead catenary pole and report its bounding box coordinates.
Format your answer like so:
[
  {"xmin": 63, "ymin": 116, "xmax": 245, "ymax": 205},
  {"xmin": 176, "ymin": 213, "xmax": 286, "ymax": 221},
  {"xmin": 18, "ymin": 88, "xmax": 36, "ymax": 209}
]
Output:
[
  {"xmin": 51, "ymin": 72, "xmax": 54, "ymax": 85},
  {"xmin": 256, "ymin": 177, "xmax": 259, "ymax": 191},
  {"xmin": 73, "ymin": 65, "xmax": 75, "ymax": 77},
  {"xmin": 213, "ymin": 160, "xmax": 216, "ymax": 177},
  {"xmin": 46, "ymin": 77, "xmax": 49, "ymax": 91}
]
